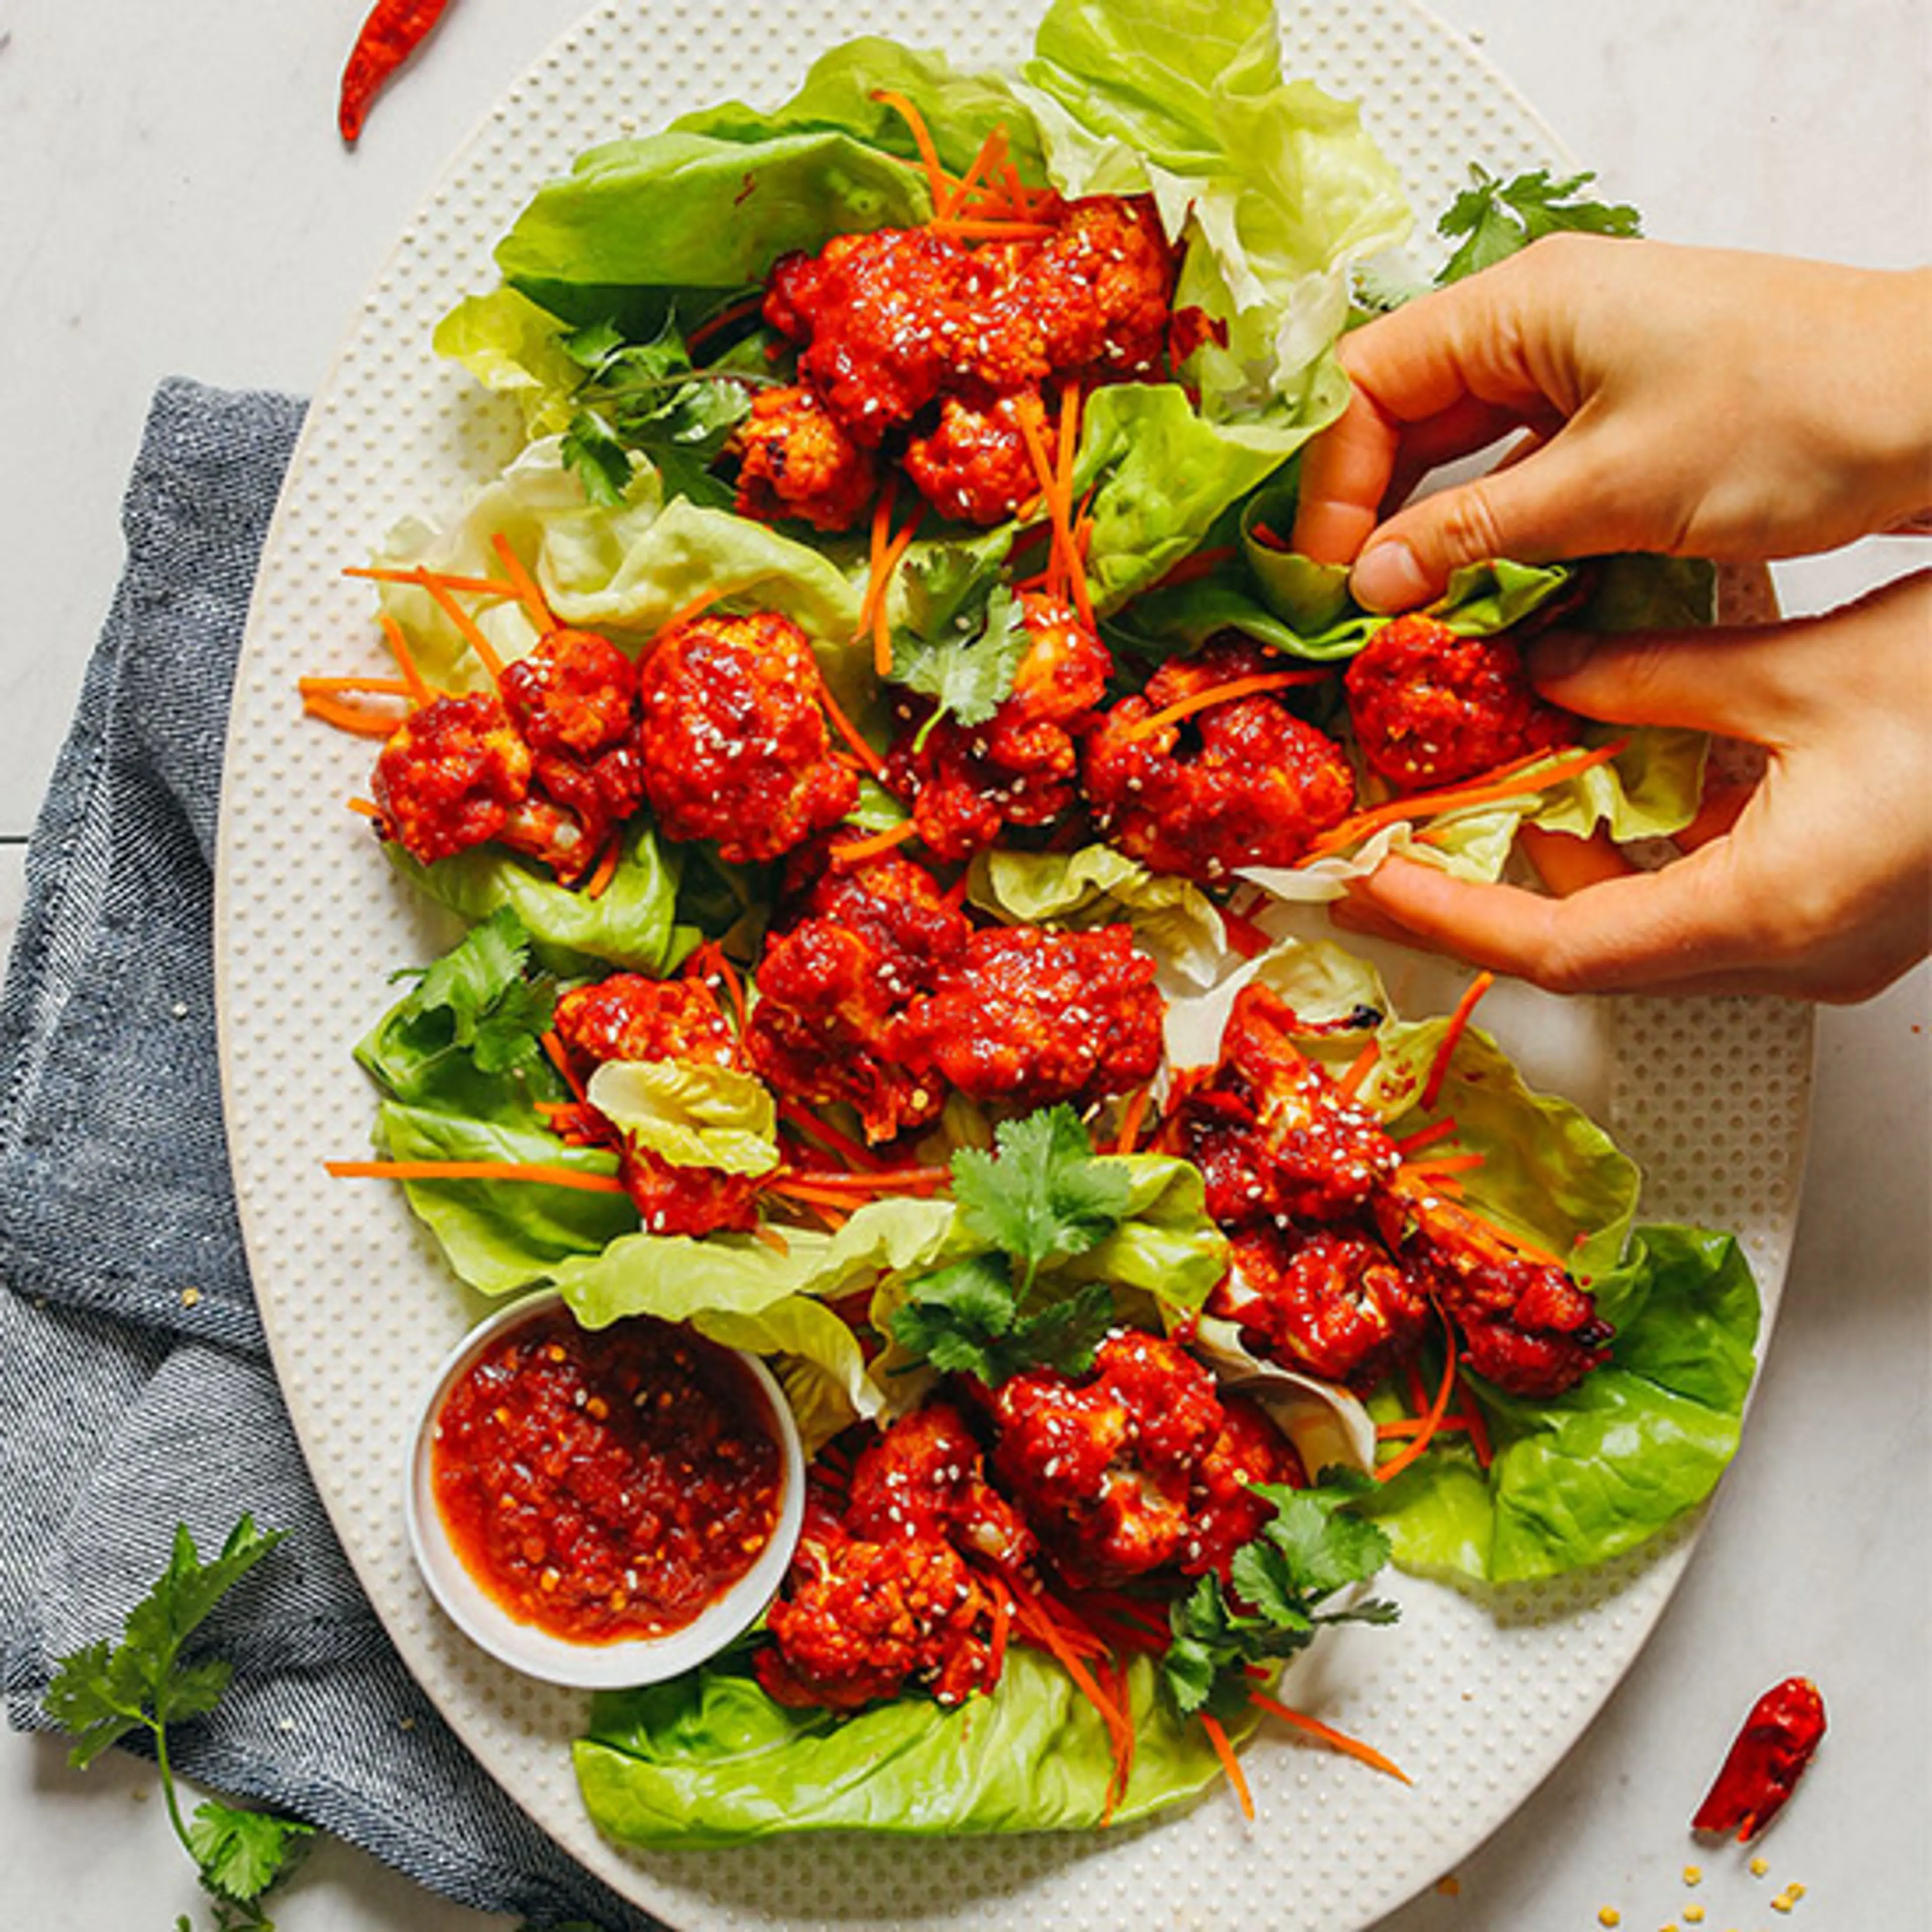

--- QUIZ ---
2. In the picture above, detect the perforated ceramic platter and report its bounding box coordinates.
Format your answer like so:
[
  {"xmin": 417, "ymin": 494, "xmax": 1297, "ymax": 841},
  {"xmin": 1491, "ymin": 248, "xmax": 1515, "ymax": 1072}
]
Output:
[{"xmin": 215, "ymin": 3, "xmax": 1813, "ymax": 1926}]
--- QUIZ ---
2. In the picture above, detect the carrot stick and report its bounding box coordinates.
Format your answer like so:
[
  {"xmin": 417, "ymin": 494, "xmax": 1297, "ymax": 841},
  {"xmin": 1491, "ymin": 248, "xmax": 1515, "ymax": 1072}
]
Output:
[
  {"xmin": 344, "ymin": 564, "xmax": 518, "ymax": 599},
  {"xmin": 1247, "ymin": 1689, "xmax": 1411, "ymax": 1785},
  {"xmin": 1304, "ymin": 738, "xmax": 1631, "ymax": 861},
  {"xmin": 1054, "ymin": 388, "xmax": 1095, "ymax": 631},
  {"xmin": 1393, "ymin": 1116, "xmax": 1460, "ymax": 1157},
  {"xmin": 408, "ymin": 570, "xmax": 507, "ymax": 683},
  {"xmin": 686, "ymin": 291, "xmax": 765, "ymax": 356},
  {"xmin": 1420, "ymin": 971, "xmax": 1494, "ymax": 1112},
  {"xmin": 779, "ymin": 1164, "xmax": 951, "ymax": 1192},
  {"xmin": 1456, "ymin": 1373, "xmax": 1494, "ymax": 1469},
  {"xmin": 1122, "ymin": 669, "xmax": 1330, "ymax": 745},
  {"xmin": 816, "ymin": 676, "xmax": 888, "ymax": 782},
  {"xmin": 489, "ymin": 532, "xmax": 555, "ymax": 635},
  {"xmin": 539, "ymin": 1029, "xmax": 589, "ymax": 1103},
  {"xmin": 300, "ymin": 691, "xmax": 407, "ymax": 738},
  {"xmin": 581, "ymin": 838, "xmax": 623, "ymax": 901},
  {"xmin": 299, "ymin": 675, "xmax": 416, "ymax": 697},
  {"xmin": 871, "ymin": 89, "xmax": 952, "ymax": 204},
  {"xmin": 925, "ymin": 218, "xmax": 1060, "ymax": 240},
  {"xmin": 1113, "ymin": 1083, "xmax": 1154, "ymax": 1155},
  {"xmin": 325, "ymin": 1158, "xmax": 625, "ymax": 1193},
  {"xmin": 780, "ymin": 1100, "xmax": 890, "ymax": 1172},
  {"xmin": 939, "ymin": 124, "xmax": 1003, "ymax": 219},
  {"xmin": 347, "ymin": 796, "xmax": 384, "ymax": 821},
  {"xmin": 378, "ymin": 611, "xmax": 434, "ymax": 704},
  {"xmin": 1376, "ymin": 1321, "xmax": 1460, "ymax": 1483},
  {"xmin": 750, "ymin": 1224, "xmax": 792, "ymax": 1257},
  {"xmin": 1199, "ymin": 1714, "xmax": 1254, "ymax": 1820},
  {"xmin": 829, "ymin": 819, "xmax": 920, "ymax": 866},
  {"xmin": 1404, "ymin": 1151, "xmax": 1486, "ymax": 1177},
  {"xmin": 1336, "ymin": 1036, "xmax": 1381, "ymax": 1100}
]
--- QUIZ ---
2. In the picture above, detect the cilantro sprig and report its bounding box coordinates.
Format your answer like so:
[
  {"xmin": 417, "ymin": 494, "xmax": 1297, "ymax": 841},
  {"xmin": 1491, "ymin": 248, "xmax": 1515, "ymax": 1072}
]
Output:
[
  {"xmin": 1163, "ymin": 1472, "xmax": 1400, "ymax": 1721},
  {"xmin": 386, "ymin": 904, "xmax": 554, "ymax": 1078},
  {"xmin": 45, "ymin": 1516, "xmax": 313, "ymax": 1931},
  {"xmin": 558, "ymin": 316, "xmax": 766, "ymax": 508},
  {"xmin": 1436, "ymin": 165, "xmax": 1641, "ymax": 283},
  {"xmin": 889, "ymin": 1106, "xmax": 1134, "ymax": 1384},
  {"xmin": 887, "ymin": 580, "xmax": 1032, "ymax": 751}
]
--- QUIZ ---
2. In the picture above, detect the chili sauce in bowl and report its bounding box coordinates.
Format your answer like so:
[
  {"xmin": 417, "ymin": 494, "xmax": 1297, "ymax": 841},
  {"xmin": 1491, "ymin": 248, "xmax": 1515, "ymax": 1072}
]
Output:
[{"xmin": 407, "ymin": 1291, "xmax": 805, "ymax": 1687}]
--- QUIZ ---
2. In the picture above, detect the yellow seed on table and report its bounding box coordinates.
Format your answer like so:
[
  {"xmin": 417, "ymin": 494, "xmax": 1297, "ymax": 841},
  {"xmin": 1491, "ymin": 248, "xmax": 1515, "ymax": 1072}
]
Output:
[
  {"xmin": 1683, "ymin": 1910, "xmax": 1705, "ymax": 1926},
  {"xmin": 180, "ymin": 1286, "xmax": 202, "ymax": 1308},
  {"xmin": 1682, "ymin": 1867, "xmax": 1703, "ymax": 1886},
  {"xmin": 1787, "ymin": 1885, "xmax": 1805, "ymax": 1901},
  {"xmin": 1599, "ymin": 1910, "xmax": 1622, "ymax": 1928},
  {"xmin": 1750, "ymin": 1857, "xmax": 1769, "ymax": 1878},
  {"xmin": 1770, "ymin": 1898, "xmax": 1795, "ymax": 1916}
]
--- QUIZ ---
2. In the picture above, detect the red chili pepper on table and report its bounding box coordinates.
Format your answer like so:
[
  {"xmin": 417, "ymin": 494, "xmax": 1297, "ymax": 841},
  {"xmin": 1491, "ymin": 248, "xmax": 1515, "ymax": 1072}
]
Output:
[
  {"xmin": 1691, "ymin": 1676, "xmax": 1827, "ymax": 1843},
  {"xmin": 339, "ymin": 0, "xmax": 458, "ymax": 144}
]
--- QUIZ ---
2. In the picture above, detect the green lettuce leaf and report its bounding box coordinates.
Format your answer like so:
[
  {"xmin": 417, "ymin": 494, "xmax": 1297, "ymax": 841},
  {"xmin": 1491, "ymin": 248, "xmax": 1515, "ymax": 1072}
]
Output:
[
  {"xmin": 385, "ymin": 817, "xmax": 698, "ymax": 979},
  {"xmin": 585, "ymin": 1060, "xmax": 780, "ymax": 1177},
  {"xmin": 577, "ymin": 1646, "xmax": 1241, "ymax": 1847},
  {"xmin": 372, "ymin": 1102, "xmax": 634, "ymax": 1297}
]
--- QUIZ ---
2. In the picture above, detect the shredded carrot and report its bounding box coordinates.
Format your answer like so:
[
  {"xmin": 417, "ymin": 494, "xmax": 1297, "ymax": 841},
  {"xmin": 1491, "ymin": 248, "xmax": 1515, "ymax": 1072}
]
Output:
[
  {"xmin": 1376, "ymin": 1320, "xmax": 1460, "ymax": 1483},
  {"xmin": 815, "ymin": 674, "xmax": 888, "ymax": 782},
  {"xmin": 299, "ymin": 674, "xmax": 416, "ymax": 697},
  {"xmin": 871, "ymin": 89, "xmax": 952, "ymax": 204},
  {"xmin": 1247, "ymin": 1690, "xmax": 1411, "ymax": 1785},
  {"xmin": 1055, "ymin": 389, "xmax": 1094, "ymax": 630},
  {"xmin": 1153, "ymin": 545, "xmax": 1236, "ymax": 591},
  {"xmin": 779, "ymin": 1163, "xmax": 951, "ymax": 1193},
  {"xmin": 1403, "ymin": 1359, "xmax": 1432, "ymax": 1416},
  {"xmin": 1016, "ymin": 396, "xmax": 1092, "ymax": 628},
  {"xmin": 405, "ymin": 569, "xmax": 508, "ymax": 682},
  {"xmin": 1393, "ymin": 1116, "xmax": 1460, "ymax": 1157},
  {"xmin": 646, "ymin": 588, "xmax": 722, "ymax": 654},
  {"xmin": 325, "ymin": 1158, "xmax": 625, "ymax": 1193},
  {"xmin": 1007, "ymin": 1584, "xmax": 1133, "ymax": 1812},
  {"xmin": 998, "ymin": 158, "xmax": 1035, "ymax": 220},
  {"xmin": 1121, "ymin": 668, "xmax": 1330, "ymax": 745},
  {"xmin": 686, "ymin": 291, "xmax": 766, "ymax": 356},
  {"xmin": 539, "ymin": 1029, "xmax": 589, "ymax": 1103},
  {"xmin": 1336, "ymin": 1036, "xmax": 1381, "ymax": 1100},
  {"xmin": 1199, "ymin": 1714, "xmax": 1254, "ymax": 1820},
  {"xmin": 581, "ymin": 838, "xmax": 623, "ymax": 901},
  {"xmin": 1420, "ymin": 971, "xmax": 1494, "ymax": 1112},
  {"xmin": 926, "ymin": 217, "xmax": 1060, "ymax": 240},
  {"xmin": 344, "ymin": 564, "xmax": 517, "ymax": 599},
  {"xmin": 829, "ymin": 819, "xmax": 920, "ymax": 866},
  {"xmin": 347, "ymin": 796, "xmax": 384, "ymax": 821},
  {"xmin": 378, "ymin": 611, "xmax": 433, "ymax": 705},
  {"xmin": 489, "ymin": 532, "xmax": 555, "ymax": 635},
  {"xmin": 1248, "ymin": 521, "xmax": 1291, "ymax": 551},
  {"xmin": 1404, "ymin": 1151, "xmax": 1486, "ymax": 1177},
  {"xmin": 986, "ymin": 1575, "xmax": 1013, "ymax": 1680},
  {"xmin": 1303, "ymin": 738, "xmax": 1631, "ymax": 862},
  {"xmin": 686, "ymin": 940, "xmax": 749, "ymax": 1033},
  {"xmin": 939, "ymin": 123, "xmax": 1005, "ymax": 219},
  {"xmin": 778, "ymin": 1099, "xmax": 889, "ymax": 1173},
  {"xmin": 300, "ymin": 690, "xmax": 408, "ymax": 738},
  {"xmin": 872, "ymin": 520, "xmax": 921, "ymax": 677},
  {"xmin": 750, "ymin": 1224, "xmax": 792, "ymax": 1256},
  {"xmin": 1113, "ymin": 1083, "xmax": 1154, "ymax": 1155}
]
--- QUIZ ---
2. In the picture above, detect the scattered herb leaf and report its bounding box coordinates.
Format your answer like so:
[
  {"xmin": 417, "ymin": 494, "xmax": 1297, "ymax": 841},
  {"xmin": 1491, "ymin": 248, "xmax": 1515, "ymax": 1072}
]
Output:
[
  {"xmin": 888, "ymin": 583, "xmax": 1031, "ymax": 746},
  {"xmin": 1436, "ymin": 165, "xmax": 1642, "ymax": 284},
  {"xmin": 1163, "ymin": 1472, "xmax": 1400, "ymax": 1720},
  {"xmin": 390, "ymin": 904, "xmax": 554, "ymax": 1076},
  {"xmin": 46, "ymin": 1517, "xmax": 313, "ymax": 1929},
  {"xmin": 891, "ymin": 1254, "xmax": 1116, "ymax": 1385}
]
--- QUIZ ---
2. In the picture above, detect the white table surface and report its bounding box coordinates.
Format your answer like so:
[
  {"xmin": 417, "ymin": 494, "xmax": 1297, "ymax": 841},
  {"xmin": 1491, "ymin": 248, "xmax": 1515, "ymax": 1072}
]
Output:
[{"xmin": 2, "ymin": 2, "xmax": 1926, "ymax": 1928}]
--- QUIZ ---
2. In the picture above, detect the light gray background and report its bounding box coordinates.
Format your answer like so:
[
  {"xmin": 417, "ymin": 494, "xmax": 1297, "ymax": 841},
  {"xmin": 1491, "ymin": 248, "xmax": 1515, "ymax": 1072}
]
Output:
[{"xmin": 2, "ymin": 1, "xmax": 1925, "ymax": 1926}]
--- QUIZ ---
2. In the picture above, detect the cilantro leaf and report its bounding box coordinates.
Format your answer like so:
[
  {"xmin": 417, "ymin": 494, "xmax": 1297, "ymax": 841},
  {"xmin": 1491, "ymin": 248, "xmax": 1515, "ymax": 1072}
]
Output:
[
  {"xmin": 558, "ymin": 316, "xmax": 757, "ymax": 509},
  {"xmin": 1437, "ymin": 166, "xmax": 1641, "ymax": 284},
  {"xmin": 188, "ymin": 1802, "xmax": 314, "ymax": 1906},
  {"xmin": 889, "ymin": 1258, "xmax": 1116, "ymax": 1386},
  {"xmin": 888, "ymin": 583, "xmax": 1031, "ymax": 742},
  {"xmin": 391, "ymin": 906, "xmax": 554, "ymax": 1077},
  {"xmin": 952, "ymin": 1106, "xmax": 1134, "ymax": 1293},
  {"xmin": 45, "ymin": 1517, "xmax": 312, "ymax": 1929},
  {"xmin": 1162, "ymin": 1472, "xmax": 1399, "ymax": 1717}
]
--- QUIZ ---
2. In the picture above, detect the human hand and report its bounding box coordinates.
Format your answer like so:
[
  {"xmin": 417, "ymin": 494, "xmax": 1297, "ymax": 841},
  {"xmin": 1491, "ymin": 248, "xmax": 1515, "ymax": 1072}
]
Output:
[
  {"xmin": 1292, "ymin": 237, "xmax": 1932, "ymax": 611},
  {"xmin": 1340, "ymin": 572, "xmax": 1932, "ymax": 1002}
]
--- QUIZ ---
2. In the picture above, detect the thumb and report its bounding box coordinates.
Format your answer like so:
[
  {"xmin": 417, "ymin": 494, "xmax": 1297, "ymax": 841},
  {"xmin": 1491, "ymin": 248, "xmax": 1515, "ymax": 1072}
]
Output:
[{"xmin": 1349, "ymin": 430, "xmax": 1624, "ymax": 611}]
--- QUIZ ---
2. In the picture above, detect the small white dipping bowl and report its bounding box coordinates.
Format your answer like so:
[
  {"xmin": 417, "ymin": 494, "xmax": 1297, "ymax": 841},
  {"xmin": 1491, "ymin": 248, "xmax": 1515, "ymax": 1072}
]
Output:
[{"xmin": 406, "ymin": 1289, "xmax": 806, "ymax": 1690}]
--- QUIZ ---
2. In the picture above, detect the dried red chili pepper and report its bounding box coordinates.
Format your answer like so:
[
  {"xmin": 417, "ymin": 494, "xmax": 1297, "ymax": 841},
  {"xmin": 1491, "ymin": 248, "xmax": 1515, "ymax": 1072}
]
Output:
[
  {"xmin": 1691, "ymin": 1675, "xmax": 1827, "ymax": 1842},
  {"xmin": 339, "ymin": 0, "xmax": 457, "ymax": 144}
]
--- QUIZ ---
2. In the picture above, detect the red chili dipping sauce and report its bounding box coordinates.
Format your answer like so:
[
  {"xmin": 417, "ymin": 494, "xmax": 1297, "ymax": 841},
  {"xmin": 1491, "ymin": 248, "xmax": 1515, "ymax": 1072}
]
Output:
[{"xmin": 431, "ymin": 1307, "xmax": 784, "ymax": 1644}]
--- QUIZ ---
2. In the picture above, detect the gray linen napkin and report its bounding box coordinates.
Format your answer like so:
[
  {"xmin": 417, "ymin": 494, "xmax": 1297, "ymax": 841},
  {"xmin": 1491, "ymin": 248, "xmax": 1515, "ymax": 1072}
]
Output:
[{"xmin": 0, "ymin": 377, "xmax": 667, "ymax": 1932}]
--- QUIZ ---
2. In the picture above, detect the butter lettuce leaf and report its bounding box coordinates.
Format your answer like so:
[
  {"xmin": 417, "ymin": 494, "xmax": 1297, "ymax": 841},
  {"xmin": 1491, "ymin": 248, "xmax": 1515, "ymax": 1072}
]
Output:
[
  {"xmin": 585, "ymin": 1060, "xmax": 780, "ymax": 1178},
  {"xmin": 577, "ymin": 1646, "xmax": 1243, "ymax": 1847}
]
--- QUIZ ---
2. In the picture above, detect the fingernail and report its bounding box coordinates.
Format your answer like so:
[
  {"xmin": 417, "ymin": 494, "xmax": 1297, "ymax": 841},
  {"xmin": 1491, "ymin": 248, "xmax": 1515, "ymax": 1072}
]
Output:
[
  {"xmin": 1526, "ymin": 631, "xmax": 1592, "ymax": 684},
  {"xmin": 1351, "ymin": 540, "xmax": 1431, "ymax": 613}
]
